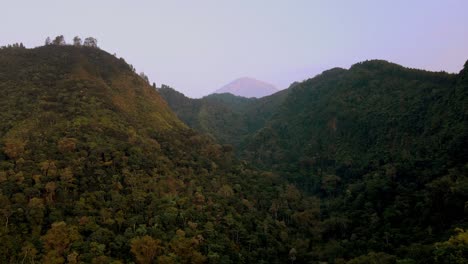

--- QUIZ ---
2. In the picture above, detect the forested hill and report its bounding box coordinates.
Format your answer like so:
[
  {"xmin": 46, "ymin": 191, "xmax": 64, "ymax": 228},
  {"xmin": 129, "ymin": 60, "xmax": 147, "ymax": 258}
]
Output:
[
  {"xmin": 245, "ymin": 60, "xmax": 467, "ymax": 178},
  {"xmin": 0, "ymin": 44, "xmax": 322, "ymax": 263},
  {"xmin": 162, "ymin": 59, "xmax": 468, "ymax": 263},
  {"xmin": 158, "ymin": 87, "xmax": 256, "ymax": 146},
  {"xmin": 0, "ymin": 45, "xmax": 185, "ymax": 135},
  {"xmin": 244, "ymin": 62, "xmax": 468, "ymax": 263},
  {"xmin": 158, "ymin": 85, "xmax": 290, "ymax": 147},
  {"xmin": 1, "ymin": 42, "xmax": 467, "ymax": 262}
]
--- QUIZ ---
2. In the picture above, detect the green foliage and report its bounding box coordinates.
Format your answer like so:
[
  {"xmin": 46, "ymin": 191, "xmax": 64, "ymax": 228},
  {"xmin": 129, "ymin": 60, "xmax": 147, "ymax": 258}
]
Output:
[
  {"xmin": 1, "ymin": 43, "xmax": 467, "ymax": 263},
  {"xmin": 162, "ymin": 60, "xmax": 468, "ymax": 262},
  {"xmin": 241, "ymin": 61, "xmax": 468, "ymax": 261},
  {"xmin": 0, "ymin": 44, "xmax": 323, "ymax": 263},
  {"xmin": 158, "ymin": 86, "xmax": 290, "ymax": 148},
  {"xmin": 433, "ymin": 228, "xmax": 468, "ymax": 263}
]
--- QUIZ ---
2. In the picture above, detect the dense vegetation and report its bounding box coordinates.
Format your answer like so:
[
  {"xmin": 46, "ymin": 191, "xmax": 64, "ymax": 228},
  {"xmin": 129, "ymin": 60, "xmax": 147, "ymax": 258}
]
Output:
[
  {"xmin": 0, "ymin": 45, "xmax": 323, "ymax": 263},
  {"xmin": 158, "ymin": 86, "xmax": 290, "ymax": 148},
  {"xmin": 1, "ymin": 39, "xmax": 467, "ymax": 263},
  {"xmin": 161, "ymin": 60, "xmax": 468, "ymax": 263}
]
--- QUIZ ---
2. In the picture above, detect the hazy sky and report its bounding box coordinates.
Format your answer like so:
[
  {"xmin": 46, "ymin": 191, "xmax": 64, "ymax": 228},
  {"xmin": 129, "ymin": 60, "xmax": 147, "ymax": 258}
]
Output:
[{"xmin": 2, "ymin": 0, "xmax": 468, "ymax": 98}]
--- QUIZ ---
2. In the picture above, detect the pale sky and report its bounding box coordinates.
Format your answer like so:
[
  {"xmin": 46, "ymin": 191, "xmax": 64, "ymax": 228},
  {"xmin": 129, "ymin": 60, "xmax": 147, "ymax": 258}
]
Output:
[{"xmin": 1, "ymin": 0, "xmax": 468, "ymax": 98}]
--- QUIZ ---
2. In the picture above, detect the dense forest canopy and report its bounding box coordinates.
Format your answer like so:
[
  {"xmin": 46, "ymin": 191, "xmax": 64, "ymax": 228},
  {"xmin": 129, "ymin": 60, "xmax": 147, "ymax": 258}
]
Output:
[
  {"xmin": 0, "ymin": 40, "xmax": 467, "ymax": 263},
  {"xmin": 161, "ymin": 59, "xmax": 468, "ymax": 263}
]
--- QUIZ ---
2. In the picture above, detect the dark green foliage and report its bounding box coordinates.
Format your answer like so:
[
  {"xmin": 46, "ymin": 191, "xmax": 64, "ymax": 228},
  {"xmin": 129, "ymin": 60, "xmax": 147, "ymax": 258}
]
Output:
[
  {"xmin": 1, "ymin": 41, "xmax": 467, "ymax": 263},
  {"xmin": 162, "ymin": 60, "xmax": 468, "ymax": 262},
  {"xmin": 277, "ymin": 62, "xmax": 468, "ymax": 261},
  {"xmin": 158, "ymin": 87, "xmax": 254, "ymax": 146},
  {"xmin": 158, "ymin": 86, "xmax": 290, "ymax": 148}
]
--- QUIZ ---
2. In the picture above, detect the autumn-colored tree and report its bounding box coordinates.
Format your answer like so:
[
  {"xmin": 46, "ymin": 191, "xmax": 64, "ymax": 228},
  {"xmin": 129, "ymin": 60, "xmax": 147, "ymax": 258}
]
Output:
[
  {"xmin": 218, "ymin": 184, "xmax": 234, "ymax": 198},
  {"xmin": 45, "ymin": 181, "xmax": 57, "ymax": 203},
  {"xmin": 193, "ymin": 191, "xmax": 205, "ymax": 210},
  {"xmin": 58, "ymin": 137, "xmax": 77, "ymax": 153},
  {"xmin": 41, "ymin": 222, "xmax": 81, "ymax": 263},
  {"xmin": 130, "ymin": 235, "xmax": 162, "ymax": 264},
  {"xmin": 40, "ymin": 160, "xmax": 58, "ymax": 177},
  {"xmin": 21, "ymin": 242, "xmax": 38, "ymax": 264},
  {"xmin": 3, "ymin": 139, "xmax": 26, "ymax": 160},
  {"xmin": 169, "ymin": 229, "xmax": 206, "ymax": 264}
]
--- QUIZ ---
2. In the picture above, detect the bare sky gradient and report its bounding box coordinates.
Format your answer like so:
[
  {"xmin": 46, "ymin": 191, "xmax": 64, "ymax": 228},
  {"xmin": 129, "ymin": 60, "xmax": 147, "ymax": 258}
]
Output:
[{"xmin": 1, "ymin": 0, "xmax": 468, "ymax": 98}]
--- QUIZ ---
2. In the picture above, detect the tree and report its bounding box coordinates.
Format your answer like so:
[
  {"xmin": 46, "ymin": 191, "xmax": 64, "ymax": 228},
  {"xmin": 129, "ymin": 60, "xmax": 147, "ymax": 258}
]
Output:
[
  {"xmin": 218, "ymin": 184, "xmax": 234, "ymax": 198},
  {"xmin": 27, "ymin": 197, "xmax": 45, "ymax": 236},
  {"xmin": 58, "ymin": 137, "xmax": 77, "ymax": 153},
  {"xmin": 139, "ymin": 72, "xmax": 149, "ymax": 84},
  {"xmin": 52, "ymin": 35, "xmax": 66, "ymax": 45},
  {"xmin": 45, "ymin": 182, "xmax": 57, "ymax": 203},
  {"xmin": 434, "ymin": 228, "xmax": 468, "ymax": 263},
  {"xmin": 3, "ymin": 138, "xmax": 26, "ymax": 160},
  {"xmin": 41, "ymin": 222, "xmax": 81, "ymax": 262},
  {"xmin": 21, "ymin": 243, "xmax": 38, "ymax": 264},
  {"xmin": 45, "ymin": 37, "xmax": 51, "ymax": 45},
  {"xmin": 0, "ymin": 195, "xmax": 12, "ymax": 230},
  {"xmin": 168, "ymin": 230, "xmax": 206, "ymax": 264},
  {"xmin": 289, "ymin": 248, "xmax": 297, "ymax": 264},
  {"xmin": 73, "ymin": 36, "xmax": 82, "ymax": 46},
  {"xmin": 130, "ymin": 236, "xmax": 162, "ymax": 264},
  {"xmin": 83, "ymin": 37, "xmax": 98, "ymax": 48}
]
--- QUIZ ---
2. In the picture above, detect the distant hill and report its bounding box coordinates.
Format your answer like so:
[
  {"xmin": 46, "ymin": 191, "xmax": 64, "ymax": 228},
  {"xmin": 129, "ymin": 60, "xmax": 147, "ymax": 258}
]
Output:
[
  {"xmin": 159, "ymin": 86, "xmax": 290, "ymax": 147},
  {"xmin": 214, "ymin": 77, "xmax": 278, "ymax": 98},
  {"xmin": 158, "ymin": 87, "xmax": 255, "ymax": 146}
]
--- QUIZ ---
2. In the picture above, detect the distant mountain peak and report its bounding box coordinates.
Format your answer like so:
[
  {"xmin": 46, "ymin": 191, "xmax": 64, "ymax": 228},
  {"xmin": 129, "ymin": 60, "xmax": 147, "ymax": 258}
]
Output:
[{"xmin": 214, "ymin": 77, "xmax": 278, "ymax": 98}]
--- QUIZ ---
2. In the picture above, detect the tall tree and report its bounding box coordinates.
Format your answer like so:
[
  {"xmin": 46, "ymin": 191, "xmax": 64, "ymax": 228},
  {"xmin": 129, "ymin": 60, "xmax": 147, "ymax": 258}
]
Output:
[
  {"xmin": 130, "ymin": 236, "xmax": 162, "ymax": 264},
  {"xmin": 72, "ymin": 36, "xmax": 82, "ymax": 46},
  {"xmin": 52, "ymin": 35, "xmax": 66, "ymax": 45},
  {"xmin": 83, "ymin": 37, "xmax": 98, "ymax": 48}
]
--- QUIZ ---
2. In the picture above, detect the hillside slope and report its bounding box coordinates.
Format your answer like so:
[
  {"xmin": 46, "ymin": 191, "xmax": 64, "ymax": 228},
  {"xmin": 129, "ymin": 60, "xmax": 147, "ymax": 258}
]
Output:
[
  {"xmin": 258, "ymin": 60, "xmax": 468, "ymax": 262},
  {"xmin": 0, "ymin": 45, "xmax": 318, "ymax": 263},
  {"xmin": 158, "ymin": 88, "xmax": 253, "ymax": 146},
  {"xmin": 159, "ymin": 86, "xmax": 290, "ymax": 148},
  {"xmin": 162, "ymin": 60, "xmax": 468, "ymax": 263}
]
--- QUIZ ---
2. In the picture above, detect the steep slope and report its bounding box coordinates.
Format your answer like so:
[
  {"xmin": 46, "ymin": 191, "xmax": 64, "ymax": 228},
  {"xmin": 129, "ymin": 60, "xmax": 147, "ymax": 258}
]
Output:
[
  {"xmin": 0, "ymin": 45, "xmax": 317, "ymax": 263},
  {"xmin": 158, "ymin": 86, "xmax": 290, "ymax": 148},
  {"xmin": 243, "ymin": 60, "xmax": 468, "ymax": 262},
  {"xmin": 245, "ymin": 60, "xmax": 466, "ymax": 174},
  {"xmin": 241, "ymin": 87, "xmax": 291, "ymax": 133},
  {"xmin": 214, "ymin": 77, "xmax": 278, "ymax": 98},
  {"xmin": 158, "ymin": 87, "xmax": 253, "ymax": 146},
  {"xmin": 163, "ymin": 60, "xmax": 468, "ymax": 262}
]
